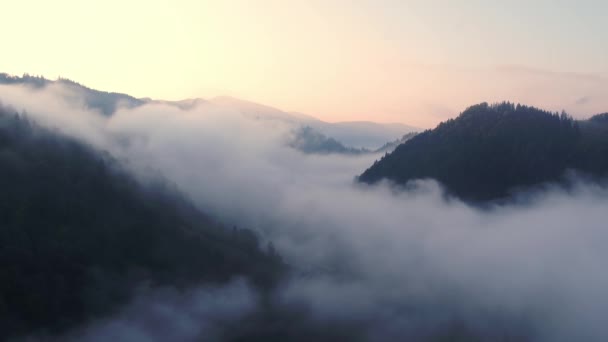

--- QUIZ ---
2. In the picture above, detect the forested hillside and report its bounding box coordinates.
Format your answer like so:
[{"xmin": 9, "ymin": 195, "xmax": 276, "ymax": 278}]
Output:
[
  {"xmin": 359, "ymin": 102, "xmax": 608, "ymax": 201},
  {"xmin": 0, "ymin": 107, "xmax": 283, "ymax": 340}
]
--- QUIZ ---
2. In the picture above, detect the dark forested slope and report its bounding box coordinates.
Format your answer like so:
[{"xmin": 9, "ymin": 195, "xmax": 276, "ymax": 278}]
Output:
[
  {"xmin": 0, "ymin": 107, "xmax": 283, "ymax": 339},
  {"xmin": 359, "ymin": 102, "xmax": 608, "ymax": 202}
]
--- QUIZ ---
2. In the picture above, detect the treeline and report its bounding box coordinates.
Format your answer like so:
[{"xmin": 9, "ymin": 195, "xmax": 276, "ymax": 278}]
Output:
[
  {"xmin": 0, "ymin": 107, "xmax": 284, "ymax": 340},
  {"xmin": 359, "ymin": 102, "xmax": 608, "ymax": 202},
  {"xmin": 0, "ymin": 73, "xmax": 48, "ymax": 87}
]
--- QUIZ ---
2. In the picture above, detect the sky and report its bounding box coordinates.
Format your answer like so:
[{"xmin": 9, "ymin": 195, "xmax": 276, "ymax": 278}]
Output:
[{"xmin": 3, "ymin": 0, "xmax": 608, "ymax": 127}]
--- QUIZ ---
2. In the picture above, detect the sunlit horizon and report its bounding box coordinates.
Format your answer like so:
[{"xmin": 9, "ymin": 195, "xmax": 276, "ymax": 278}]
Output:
[{"xmin": 3, "ymin": 0, "xmax": 608, "ymax": 128}]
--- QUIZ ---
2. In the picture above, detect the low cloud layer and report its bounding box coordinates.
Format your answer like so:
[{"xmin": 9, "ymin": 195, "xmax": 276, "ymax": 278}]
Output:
[
  {"xmin": 3, "ymin": 83, "xmax": 608, "ymax": 341},
  {"xmin": 21, "ymin": 280, "xmax": 256, "ymax": 342}
]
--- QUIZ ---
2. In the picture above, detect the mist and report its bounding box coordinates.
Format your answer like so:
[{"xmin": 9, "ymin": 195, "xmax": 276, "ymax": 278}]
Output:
[{"xmin": 2, "ymin": 83, "xmax": 608, "ymax": 341}]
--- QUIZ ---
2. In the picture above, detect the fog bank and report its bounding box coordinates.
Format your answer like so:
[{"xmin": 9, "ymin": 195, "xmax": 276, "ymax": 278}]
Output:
[{"xmin": 2, "ymin": 84, "xmax": 608, "ymax": 341}]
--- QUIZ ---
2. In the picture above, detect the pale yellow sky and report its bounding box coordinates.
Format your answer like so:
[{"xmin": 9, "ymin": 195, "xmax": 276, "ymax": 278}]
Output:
[{"xmin": 3, "ymin": 0, "xmax": 608, "ymax": 128}]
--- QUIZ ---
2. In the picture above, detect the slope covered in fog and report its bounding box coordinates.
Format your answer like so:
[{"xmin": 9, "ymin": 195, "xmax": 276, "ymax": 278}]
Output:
[
  {"xmin": 0, "ymin": 107, "xmax": 283, "ymax": 340},
  {"xmin": 3, "ymin": 82, "xmax": 608, "ymax": 341},
  {"xmin": 0, "ymin": 73, "xmax": 145, "ymax": 115},
  {"xmin": 209, "ymin": 96, "xmax": 417, "ymax": 149},
  {"xmin": 0, "ymin": 74, "xmax": 415, "ymax": 152},
  {"xmin": 359, "ymin": 102, "xmax": 608, "ymax": 201},
  {"xmin": 312, "ymin": 120, "xmax": 418, "ymax": 150},
  {"xmin": 289, "ymin": 126, "xmax": 370, "ymax": 154}
]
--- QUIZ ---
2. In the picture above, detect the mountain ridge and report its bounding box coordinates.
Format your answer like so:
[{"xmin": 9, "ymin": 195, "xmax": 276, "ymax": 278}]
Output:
[
  {"xmin": 359, "ymin": 102, "xmax": 608, "ymax": 202},
  {"xmin": 0, "ymin": 73, "xmax": 416, "ymax": 150}
]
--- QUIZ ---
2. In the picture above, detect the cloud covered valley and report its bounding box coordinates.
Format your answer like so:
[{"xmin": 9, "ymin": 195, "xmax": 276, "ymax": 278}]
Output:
[{"xmin": 2, "ymin": 82, "xmax": 608, "ymax": 341}]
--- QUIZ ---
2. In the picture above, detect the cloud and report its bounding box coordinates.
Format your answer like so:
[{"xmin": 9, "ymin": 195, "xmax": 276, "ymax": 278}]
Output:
[
  {"xmin": 576, "ymin": 95, "xmax": 592, "ymax": 105},
  {"xmin": 3, "ymin": 84, "xmax": 608, "ymax": 341}
]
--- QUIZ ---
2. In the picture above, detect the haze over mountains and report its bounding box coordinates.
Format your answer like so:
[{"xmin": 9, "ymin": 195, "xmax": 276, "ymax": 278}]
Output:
[
  {"xmin": 2, "ymin": 75, "xmax": 608, "ymax": 341},
  {"xmin": 3, "ymin": 0, "xmax": 608, "ymax": 340},
  {"xmin": 0, "ymin": 74, "xmax": 416, "ymax": 151}
]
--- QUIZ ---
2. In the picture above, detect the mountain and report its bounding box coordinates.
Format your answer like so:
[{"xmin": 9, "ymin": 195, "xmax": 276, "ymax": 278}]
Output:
[
  {"xmin": 308, "ymin": 121, "xmax": 418, "ymax": 150},
  {"xmin": 0, "ymin": 107, "xmax": 283, "ymax": 340},
  {"xmin": 0, "ymin": 73, "xmax": 145, "ymax": 115},
  {"xmin": 147, "ymin": 97, "xmax": 208, "ymax": 110},
  {"xmin": 289, "ymin": 126, "xmax": 369, "ymax": 155},
  {"xmin": 359, "ymin": 102, "xmax": 608, "ymax": 202},
  {"xmin": 209, "ymin": 96, "xmax": 418, "ymax": 149},
  {"xmin": 0, "ymin": 74, "xmax": 416, "ymax": 151}
]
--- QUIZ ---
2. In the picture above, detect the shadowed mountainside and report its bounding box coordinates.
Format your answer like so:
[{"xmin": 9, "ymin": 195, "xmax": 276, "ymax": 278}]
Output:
[
  {"xmin": 0, "ymin": 106, "xmax": 283, "ymax": 340},
  {"xmin": 359, "ymin": 102, "xmax": 608, "ymax": 202}
]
